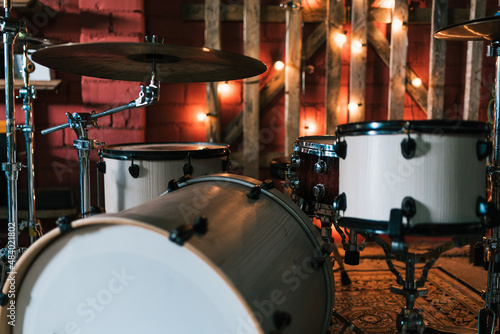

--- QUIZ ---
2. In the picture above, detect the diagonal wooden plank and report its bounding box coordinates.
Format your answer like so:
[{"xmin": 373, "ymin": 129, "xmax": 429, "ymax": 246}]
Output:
[
  {"xmin": 223, "ymin": 22, "xmax": 326, "ymax": 145},
  {"xmin": 367, "ymin": 21, "xmax": 428, "ymax": 114}
]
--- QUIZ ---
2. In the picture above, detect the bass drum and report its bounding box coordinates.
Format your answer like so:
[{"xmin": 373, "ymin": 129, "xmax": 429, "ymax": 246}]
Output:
[
  {"xmin": 100, "ymin": 142, "xmax": 230, "ymax": 213},
  {"xmin": 336, "ymin": 120, "xmax": 490, "ymax": 235},
  {"xmin": 0, "ymin": 174, "xmax": 334, "ymax": 334}
]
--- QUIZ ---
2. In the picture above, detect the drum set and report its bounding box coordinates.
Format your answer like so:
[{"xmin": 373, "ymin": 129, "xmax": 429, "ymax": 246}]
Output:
[{"xmin": 0, "ymin": 1, "xmax": 500, "ymax": 333}]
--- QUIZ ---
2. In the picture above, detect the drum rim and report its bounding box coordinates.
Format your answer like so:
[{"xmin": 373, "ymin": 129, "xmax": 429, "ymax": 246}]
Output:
[
  {"xmin": 295, "ymin": 135, "xmax": 339, "ymax": 157},
  {"xmin": 99, "ymin": 142, "xmax": 230, "ymax": 161},
  {"xmin": 336, "ymin": 120, "xmax": 490, "ymax": 136}
]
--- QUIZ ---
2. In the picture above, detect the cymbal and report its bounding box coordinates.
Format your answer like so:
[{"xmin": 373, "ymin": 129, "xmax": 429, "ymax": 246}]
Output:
[
  {"xmin": 31, "ymin": 42, "xmax": 267, "ymax": 83},
  {"xmin": 434, "ymin": 15, "xmax": 500, "ymax": 41}
]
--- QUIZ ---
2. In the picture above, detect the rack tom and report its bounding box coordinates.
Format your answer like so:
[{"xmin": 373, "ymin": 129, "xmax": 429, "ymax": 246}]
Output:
[
  {"xmin": 290, "ymin": 136, "xmax": 344, "ymax": 206},
  {"xmin": 335, "ymin": 120, "xmax": 490, "ymax": 235},
  {"xmin": 100, "ymin": 142, "xmax": 230, "ymax": 212}
]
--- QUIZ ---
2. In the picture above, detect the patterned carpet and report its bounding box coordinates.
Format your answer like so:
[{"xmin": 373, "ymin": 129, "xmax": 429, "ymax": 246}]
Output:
[{"xmin": 329, "ymin": 268, "xmax": 484, "ymax": 333}]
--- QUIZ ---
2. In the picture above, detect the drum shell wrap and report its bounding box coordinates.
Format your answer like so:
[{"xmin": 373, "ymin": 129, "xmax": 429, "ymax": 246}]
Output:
[
  {"xmin": 338, "ymin": 122, "xmax": 488, "ymax": 230},
  {"xmin": 100, "ymin": 142, "xmax": 229, "ymax": 212},
  {"xmin": 0, "ymin": 174, "xmax": 334, "ymax": 334}
]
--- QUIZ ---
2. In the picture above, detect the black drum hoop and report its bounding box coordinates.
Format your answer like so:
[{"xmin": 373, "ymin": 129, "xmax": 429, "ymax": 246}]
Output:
[
  {"xmin": 336, "ymin": 120, "xmax": 490, "ymax": 136},
  {"xmin": 99, "ymin": 142, "xmax": 230, "ymax": 161}
]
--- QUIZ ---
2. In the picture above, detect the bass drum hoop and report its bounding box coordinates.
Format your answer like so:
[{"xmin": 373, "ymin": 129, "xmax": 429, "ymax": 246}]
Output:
[{"xmin": 99, "ymin": 142, "xmax": 230, "ymax": 161}]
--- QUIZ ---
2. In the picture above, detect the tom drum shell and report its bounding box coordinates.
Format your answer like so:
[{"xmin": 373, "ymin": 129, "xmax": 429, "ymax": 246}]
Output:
[
  {"xmin": 100, "ymin": 142, "xmax": 230, "ymax": 212},
  {"xmin": 336, "ymin": 120, "xmax": 490, "ymax": 235}
]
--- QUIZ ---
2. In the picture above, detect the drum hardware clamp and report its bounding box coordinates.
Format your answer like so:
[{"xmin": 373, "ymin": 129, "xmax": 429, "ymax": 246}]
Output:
[
  {"xmin": 41, "ymin": 64, "xmax": 160, "ymax": 217},
  {"xmin": 169, "ymin": 216, "xmax": 208, "ymax": 246},
  {"xmin": 400, "ymin": 125, "xmax": 416, "ymax": 160}
]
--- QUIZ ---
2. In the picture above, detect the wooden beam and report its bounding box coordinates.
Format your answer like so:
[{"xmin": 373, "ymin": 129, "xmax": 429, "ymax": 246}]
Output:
[
  {"xmin": 243, "ymin": 0, "xmax": 260, "ymax": 178},
  {"xmin": 204, "ymin": 0, "xmax": 221, "ymax": 142},
  {"xmin": 184, "ymin": 4, "xmax": 495, "ymax": 24},
  {"xmin": 349, "ymin": 0, "xmax": 368, "ymax": 122},
  {"xmin": 367, "ymin": 22, "xmax": 427, "ymax": 113},
  {"xmin": 284, "ymin": 1, "xmax": 302, "ymax": 157},
  {"xmin": 223, "ymin": 22, "xmax": 326, "ymax": 145},
  {"xmin": 387, "ymin": 0, "xmax": 408, "ymax": 120},
  {"xmin": 326, "ymin": 0, "xmax": 344, "ymax": 134},
  {"xmin": 463, "ymin": 0, "xmax": 486, "ymax": 121},
  {"xmin": 427, "ymin": 0, "xmax": 448, "ymax": 119}
]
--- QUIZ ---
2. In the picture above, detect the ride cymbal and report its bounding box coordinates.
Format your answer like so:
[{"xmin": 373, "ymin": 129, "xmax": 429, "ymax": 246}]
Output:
[
  {"xmin": 434, "ymin": 15, "xmax": 500, "ymax": 41},
  {"xmin": 31, "ymin": 42, "xmax": 267, "ymax": 82}
]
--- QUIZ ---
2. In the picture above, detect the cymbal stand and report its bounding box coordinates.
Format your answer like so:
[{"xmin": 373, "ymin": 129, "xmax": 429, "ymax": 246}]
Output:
[
  {"xmin": 1, "ymin": 1, "xmax": 24, "ymax": 267},
  {"xmin": 41, "ymin": 76, "xmax": 159, "ymax": 218},
  {"xmin": 481, "ymin": 39, "xmax": 500, "ymax": 334},
  {"xmin": 17, "ymin": 43, "xmax": 39, "ymax": 244}
]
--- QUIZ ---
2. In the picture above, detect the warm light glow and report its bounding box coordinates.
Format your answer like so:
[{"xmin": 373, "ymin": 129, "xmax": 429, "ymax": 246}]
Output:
[
  {"xmin": 412, "ymin": 77, "xmax": 422, "ymax": 87},
  {"xmin": 334, "ymin": 32, "xmax": 347, "ymax": 47},
  {"xmin": 392, "ymin": 18, "xmax": 403, "ymax": 31},
  {"xmin": 274, "ymin": 60, "xmax": 285, "ymax": 71},
  {"xmin": 202, "ymin": 47, "xmax": 210, "ymax": 52},
  {"xmin": 197, "ymin": 112, "xmax": 207, "ymax": 122},
  {"xmin": 303, "ymin": 0, "xmax": 321, "ymax": 8},
  {"xmin": 352, "ymin": 40, "xmax": 363, "ymax": 53},
  {"xmin": 217, "ymin": 82, "xmax": 230, "ymax": 94},
  {"xmin": 348, "ymin": 102, "xmax": 360, "ymax": 113},
  {"xmin": 305, "ymin": 123, "xmax": 316, "ymax": 132},
  {"xmin": 372, "ymin": 0, "xmax": 395, "ymax": 8}
]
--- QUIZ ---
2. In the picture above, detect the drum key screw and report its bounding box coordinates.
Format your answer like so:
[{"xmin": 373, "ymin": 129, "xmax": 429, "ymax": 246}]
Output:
[
  {"xmin": 290, "ymin": 154, "xmax": 301, "ymax": 167},
  {"xmin": 247, "ymin": 180, "xmax": 274, "ymax": 200},
  {"xmin": 128, "ymin": 160, "xmax": 140, "ymax": 178}
]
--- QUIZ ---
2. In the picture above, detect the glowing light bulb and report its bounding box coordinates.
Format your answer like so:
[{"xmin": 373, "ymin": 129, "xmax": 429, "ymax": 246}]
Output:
[
  {"xmin": 197, "ymin": 112, "xmax": 207, "ymax": 122},
  {"xmin": 274, "ymin": 60, "xmax": 285, "ymax": 71},
  {"xmin": 306, "ymin": 123, "xmax": 316, "ymax": 132},
  {"xmin": 412, "ymin": 77, "xmax": 422, "ymax": 88},
  {"xmin": 348, "ymin": 102, "xmax": 360, "ymax": 113},
  {"xmin": 392, "ymin": 18, "xmax": 403, "ymax": 31},
  {"xmin": 217, "ymin": 82, "xmax": 230, "ymax": 94},
  {"xmin": 352, "ymin": 40, "xmax": 363, "ymax": 53},
  {"xmin": 202, "ymin": 47, "xmax": 210, "ymax": 52},
  {"xmin": 334, "ymin": 33, "xmax": 347, "ymax": 47}
]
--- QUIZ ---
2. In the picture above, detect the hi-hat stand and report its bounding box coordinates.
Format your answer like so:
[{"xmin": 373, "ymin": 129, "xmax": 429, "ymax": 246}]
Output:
[{"xmin": 41, "ymin": 75, "xmax": 159, "ymax": 218}]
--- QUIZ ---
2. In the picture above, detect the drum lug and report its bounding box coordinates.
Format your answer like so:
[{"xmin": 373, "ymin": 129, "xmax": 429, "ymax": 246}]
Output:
[
  {"xmin": 272, "ymin": 311, "xmax": 292, "ymax": 332},
  {"xmin": 169, "ymin": 216, "xmax": 208, "ymax": 246},
  {"xmin": 183, "ymin": 162, "xmax": 194, "ymax": 176},
  {"xmin": 222, "ymin": 158, "xmax": 232, "ymax": 172},
  {"xmin": 290, "ymin": 154, "xmax": 301, "ymax": 167},
  {"xmin": 401, "ymin": 197, "xmax": 416, "ymax": 218},
  {"xmin": 400, "ymin": 137, "xmax": 416, "ymax": 159},
  {"xmin": 247, "ymin": 179, "xmax": 274, "ymax": 200},
  {"xmin": 96, "ymin": 161, "xmax": 106, "ymax": 173},
  {"xmin": 332, "ymin": 193, "xmax": 347, "ymax": 212},
  {"xmin": 56, "ymin": 216, "xmax": 73, "ymax": 234},
  {"xmin": 477, "ymin": 140, "xmax": 492, "ymax": 161},
  {"xmin": 128, "ymin": 161, "xmax": 140, "ymax": 178},
  {"xmin": 333, "ymin": 140, "xmax": 347, "ymax": 159},
  {"xmin": 314, "ymin": 160, "xmax": 328, "ymax": 175},
  {"xmin": 313, "ymin": 184, "xmax": 326, "ymax": 199}
]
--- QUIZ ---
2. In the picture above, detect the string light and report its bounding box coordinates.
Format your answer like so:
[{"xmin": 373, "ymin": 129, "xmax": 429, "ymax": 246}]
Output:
[
  {"xmin": 217, "ymin": 82, "xmax": 230, "ymax": 94},
  {"xmin": 392, "ymin": 18, "xmax": 403, "ymax": 31},
  {"xmin": 197, "ymin": 112, "xmax": 208, "ymax": 122},
  {"xmin": 412, "ymin": 77, "xmax": 422, "ymax": 87},
  {"xmin": 352, "ymin": 40, "xmax": 364, "ymax": 53},
  {"xmin": 334, "ymin": 32, "xmax": 347, "ymax": 47},
  {"xmin": 274, "ymin": 60, "xmax": 285, "ymax": 71},
  {"xmin": 348, "ymin": 102, "xmax": 360, "ymax": 112}
]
